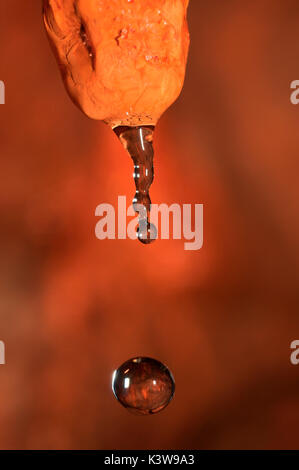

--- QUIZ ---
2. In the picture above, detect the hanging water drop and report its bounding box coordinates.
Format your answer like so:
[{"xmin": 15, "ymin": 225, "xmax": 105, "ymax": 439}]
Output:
[
  {"xmin": 114, "ymin": 126, "xmax": 157, "ymax": 244},
  {"xmin": 112, "ymin": 357, "xmax": 175, "ymax": 415}
]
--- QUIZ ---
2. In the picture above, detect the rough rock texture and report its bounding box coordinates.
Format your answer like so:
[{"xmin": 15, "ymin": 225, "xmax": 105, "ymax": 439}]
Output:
[{"xmin": 43, "ymin": 0, "xmax": 190, "ymax": 127}]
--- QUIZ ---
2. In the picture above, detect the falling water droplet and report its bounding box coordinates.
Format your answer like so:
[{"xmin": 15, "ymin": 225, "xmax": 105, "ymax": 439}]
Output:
[
  {"xmin": 114, "ymin": 126, "xmax": 157, "ymax": 244},
  {"xmin": 112, "ymin": 357, "xmax": 175, "ymax": 415}
]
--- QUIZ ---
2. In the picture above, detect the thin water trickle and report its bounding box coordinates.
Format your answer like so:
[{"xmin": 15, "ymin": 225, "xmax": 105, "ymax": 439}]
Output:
[{"xmin": 114, "ymin": 125, "xmax": 157, "ymax": 244}]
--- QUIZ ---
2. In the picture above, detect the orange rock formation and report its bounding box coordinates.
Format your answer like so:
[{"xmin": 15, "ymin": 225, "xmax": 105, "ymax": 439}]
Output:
[{"xmin": 43, "ymin": 0, "xmax": 190, "ymax": 127}]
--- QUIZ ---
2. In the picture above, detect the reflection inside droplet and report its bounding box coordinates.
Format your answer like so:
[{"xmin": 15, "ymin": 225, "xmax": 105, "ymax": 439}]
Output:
[{"xmin": 112, "ymin": 357, "xmax": 175, "ymax": 415}]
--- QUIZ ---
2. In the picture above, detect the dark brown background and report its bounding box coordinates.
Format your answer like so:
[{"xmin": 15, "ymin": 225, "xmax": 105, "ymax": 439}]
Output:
[{"xmin": 0, "ymin": 0, "xmax": 299, "ymax": 449}]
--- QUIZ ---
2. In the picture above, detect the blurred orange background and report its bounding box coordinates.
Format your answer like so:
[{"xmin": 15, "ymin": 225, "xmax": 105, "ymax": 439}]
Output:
[{"xmin": 0, "ymin": 0, "xmax": 299, "ymax": 450}]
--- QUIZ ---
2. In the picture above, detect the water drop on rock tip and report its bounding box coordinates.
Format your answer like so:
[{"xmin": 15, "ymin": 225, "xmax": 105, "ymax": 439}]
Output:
[{"xmin": 114, "ymin": 126, "xmax": 158, "ymax": 245}]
